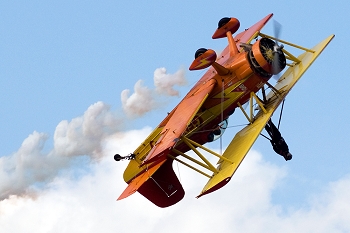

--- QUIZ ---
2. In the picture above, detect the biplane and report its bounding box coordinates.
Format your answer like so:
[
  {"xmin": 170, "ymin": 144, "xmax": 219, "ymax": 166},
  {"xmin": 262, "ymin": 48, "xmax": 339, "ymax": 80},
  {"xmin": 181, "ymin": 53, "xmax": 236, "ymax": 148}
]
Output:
[{"xmin": 115, "ymin": 13, "xmax": 334, "ymax": 207}]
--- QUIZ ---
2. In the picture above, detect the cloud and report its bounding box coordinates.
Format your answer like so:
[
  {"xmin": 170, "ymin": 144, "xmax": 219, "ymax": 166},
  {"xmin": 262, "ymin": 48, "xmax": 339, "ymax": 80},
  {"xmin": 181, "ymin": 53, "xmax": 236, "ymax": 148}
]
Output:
[
  {"xmin": 0, "ymin": 101, "xmax": 121, "ymax": 201},
  {"xmin": 121, "ymin": 67, "xmax": 186, "ymax": 117},
  {"xmin": 1, "ymin": 130, "xmax": 350, "ymax": 233}
]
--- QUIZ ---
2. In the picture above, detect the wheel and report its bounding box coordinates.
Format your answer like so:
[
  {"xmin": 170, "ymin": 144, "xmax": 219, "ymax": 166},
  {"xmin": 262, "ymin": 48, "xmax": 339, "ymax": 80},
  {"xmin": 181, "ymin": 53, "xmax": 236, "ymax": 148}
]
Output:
[
  {"xmin": 207, "ymin": 132, "xmax": 214, "ymax": 142},
  {"xmin": 213, "ymin": 129, "xmax": 221, "ymax": 136}
]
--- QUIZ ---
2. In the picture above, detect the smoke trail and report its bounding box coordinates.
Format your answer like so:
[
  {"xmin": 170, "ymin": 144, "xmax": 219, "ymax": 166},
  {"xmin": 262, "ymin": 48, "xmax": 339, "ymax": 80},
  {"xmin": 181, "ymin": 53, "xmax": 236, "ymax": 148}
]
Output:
[
  {"xmin": 154, "ymin": 67, "xmax": 186, "ymax": 96},
  {"xmin": 53, "ymin": 101, "xmax": 120, "ymax": 159},
  {"xmin": 0, "ymin": 101, "xmax": 121, "ymax": 201},
  {"xmin": 121, "ymin": 67, "xmax": 186, "ymax": 117},
  {"xmin": 0, "ymin": 67, "xmax": 187, "ymax": 201},
  {"xmin": 121, "ymin": 80, "xmax": 158, "ymax": 117}
]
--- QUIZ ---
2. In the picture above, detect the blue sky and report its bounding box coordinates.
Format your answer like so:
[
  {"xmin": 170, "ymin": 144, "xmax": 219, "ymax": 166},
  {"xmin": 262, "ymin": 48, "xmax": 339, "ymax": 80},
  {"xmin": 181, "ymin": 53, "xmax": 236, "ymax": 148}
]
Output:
[{"xmin": 1, "ymin": 1, "xmax": 350, "ymax": 232}]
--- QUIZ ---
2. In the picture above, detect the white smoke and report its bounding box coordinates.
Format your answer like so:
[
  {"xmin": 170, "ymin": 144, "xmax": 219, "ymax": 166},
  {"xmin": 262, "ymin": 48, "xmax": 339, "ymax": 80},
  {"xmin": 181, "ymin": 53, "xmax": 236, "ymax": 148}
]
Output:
[
  {"xmin": 0, "ymin": 101, "xmax": 121, "ymax": 201},
  {"xmin": 0, "ymin": 68, "xmax": 186, "ymax": 201},
  {"xmin": 154, "ymin": 67, "xmax": 186, "ymax": 96},
  {"xmin": 53, "ymin": 101, "xmax": 120, "ymax": 159},
  {"xmin": 0, "ymin": 67, "xmax": 187, "ymax": 201},
  {"xmin": 121, "ymin": 67, "xmax": 186, "ymax": 117},
  {"xmin": 121, "ymin": 80, "xmax": 158, "ymax": 117},
  {"xmin": 0, "ymin": 131, "xmax": 64, "ymax": 200}
]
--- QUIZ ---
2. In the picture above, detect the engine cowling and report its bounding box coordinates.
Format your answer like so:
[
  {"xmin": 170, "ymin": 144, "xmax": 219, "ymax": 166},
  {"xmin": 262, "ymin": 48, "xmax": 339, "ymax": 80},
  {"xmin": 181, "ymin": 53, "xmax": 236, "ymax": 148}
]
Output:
[{"xmin": 248, "ymin": 38, "xmax": 286, "ymax": 77}]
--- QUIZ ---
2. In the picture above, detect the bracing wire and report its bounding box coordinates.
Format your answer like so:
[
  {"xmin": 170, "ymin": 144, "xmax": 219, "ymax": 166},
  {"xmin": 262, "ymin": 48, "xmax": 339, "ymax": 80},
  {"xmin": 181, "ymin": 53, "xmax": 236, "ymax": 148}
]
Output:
[
  {"xmin": 220, "ymin": 79, "xmax": 224, "ymax": 155},
  {"xmin": 190, "ymin": 123, "xmax": 248, "ymax": 134},
  {"xmin": 277, "ymin": 99, "xmax": 285, "ymax": 129}
]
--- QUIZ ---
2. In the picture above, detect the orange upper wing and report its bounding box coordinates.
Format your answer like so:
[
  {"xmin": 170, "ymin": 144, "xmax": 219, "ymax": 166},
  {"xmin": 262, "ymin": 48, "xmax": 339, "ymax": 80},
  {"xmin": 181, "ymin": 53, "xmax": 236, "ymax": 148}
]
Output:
[
  {"xmin": 142, "ymin": 78, "xmax": 217, "ymax": 165},
  {"xmin": 235, "ymin": 13, "xmax": 273, "ymax": 46}
]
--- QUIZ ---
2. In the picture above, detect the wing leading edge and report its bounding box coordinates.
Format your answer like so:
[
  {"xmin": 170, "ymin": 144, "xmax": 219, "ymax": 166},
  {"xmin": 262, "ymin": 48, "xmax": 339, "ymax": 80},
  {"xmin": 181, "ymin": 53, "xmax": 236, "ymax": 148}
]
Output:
[{"xmin": 198, "ymin": 34, "xmax": 335, "ymax": 198}]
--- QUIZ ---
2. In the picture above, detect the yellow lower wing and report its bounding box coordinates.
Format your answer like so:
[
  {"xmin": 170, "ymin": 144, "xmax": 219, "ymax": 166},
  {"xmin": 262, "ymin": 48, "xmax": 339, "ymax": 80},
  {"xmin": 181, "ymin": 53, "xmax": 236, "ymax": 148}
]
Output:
[{"xmin": 198, "ymin": 34, "xmax": 335, "ymax": 197}]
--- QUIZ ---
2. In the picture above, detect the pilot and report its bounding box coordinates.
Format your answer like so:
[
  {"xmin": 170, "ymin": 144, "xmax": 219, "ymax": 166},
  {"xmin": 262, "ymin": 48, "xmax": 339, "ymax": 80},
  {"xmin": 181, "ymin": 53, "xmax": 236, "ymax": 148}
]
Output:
[{"xmin": 264, "ymin": 119, "xmax": 292, "ymax": 161}]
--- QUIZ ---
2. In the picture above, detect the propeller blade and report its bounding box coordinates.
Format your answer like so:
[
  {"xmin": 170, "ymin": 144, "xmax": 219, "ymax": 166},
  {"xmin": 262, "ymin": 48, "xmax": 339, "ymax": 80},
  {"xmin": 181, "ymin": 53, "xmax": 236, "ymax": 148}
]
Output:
[
  {"xmin": 273, "ymin": 20, "xmax": 282, "ymax": 42},
  {"xmin": 272, "ymin": 19, "xmax": 284, "ymax": 78},
  {"xmin": 272, "ymin": 52, "xmax": 280, "ymax": 75}
]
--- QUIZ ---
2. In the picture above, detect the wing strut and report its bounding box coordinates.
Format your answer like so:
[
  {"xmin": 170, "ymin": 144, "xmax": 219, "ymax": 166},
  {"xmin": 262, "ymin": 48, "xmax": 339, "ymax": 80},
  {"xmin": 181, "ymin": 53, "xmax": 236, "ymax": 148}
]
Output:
[
  {"xmin": 181, "ymin": 136, "xmax": 233, "ymax": 164},
  {"xmin": 237, "ymin": 92, "xmax": 268, "ymax": 124},
  {"xmin": 167, "ymin": 136, "xmax": 234, "ymax": 178}
]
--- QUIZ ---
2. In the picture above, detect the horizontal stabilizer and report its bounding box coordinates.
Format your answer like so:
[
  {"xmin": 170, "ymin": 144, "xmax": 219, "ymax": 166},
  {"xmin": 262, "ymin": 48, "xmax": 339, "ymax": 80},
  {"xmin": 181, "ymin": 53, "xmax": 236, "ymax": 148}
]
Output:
[{"xmin": 117, "ymin": 160, "xmax": 166, "ymax": 201}]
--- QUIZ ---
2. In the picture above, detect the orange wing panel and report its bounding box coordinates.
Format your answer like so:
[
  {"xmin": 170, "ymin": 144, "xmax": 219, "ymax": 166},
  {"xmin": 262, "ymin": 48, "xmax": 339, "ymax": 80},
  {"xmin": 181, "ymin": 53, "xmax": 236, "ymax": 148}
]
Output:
[{"xmin": 142, "ymin": 78, "xmax": 217, "ymax": 165}]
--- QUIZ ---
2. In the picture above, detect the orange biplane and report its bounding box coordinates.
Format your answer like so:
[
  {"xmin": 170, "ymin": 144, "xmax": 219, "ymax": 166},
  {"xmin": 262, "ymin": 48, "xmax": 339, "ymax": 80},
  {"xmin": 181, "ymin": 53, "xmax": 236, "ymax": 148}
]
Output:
[{"xmin": 115, "ymin": 13, "xmax": 334, "ymax": 207}]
